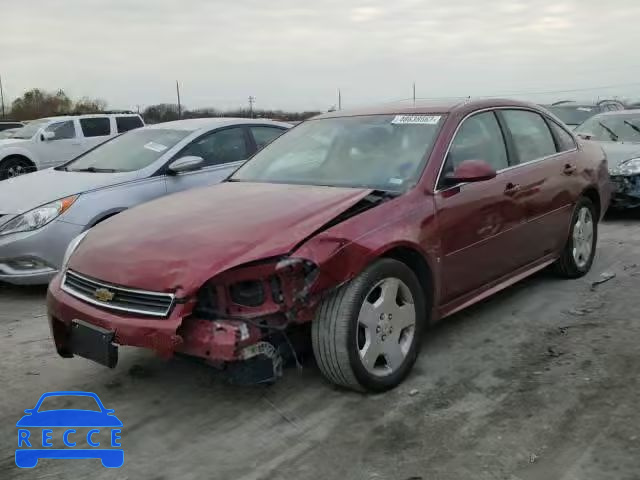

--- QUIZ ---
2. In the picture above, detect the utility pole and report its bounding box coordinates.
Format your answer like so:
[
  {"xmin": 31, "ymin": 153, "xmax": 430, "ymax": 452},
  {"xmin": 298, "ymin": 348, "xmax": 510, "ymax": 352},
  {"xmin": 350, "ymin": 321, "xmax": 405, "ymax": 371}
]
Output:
[
  {"xmin": 338, "ymin": 89, "xmax": 342, "ymax": 110},
  {"xmin": 413, "ymin": 82, "xmax": 416, "ymax": 105},
  {"xmin": 248, "ymin": 96, "xmax": 255, "ymax": 118},
  {"xmin": 0, "ymin": 74, "xmax": 5, "ymax": 119},
  {"xmin": 176, "ymin": 81, "xmax": 182, "ymax": 119}
]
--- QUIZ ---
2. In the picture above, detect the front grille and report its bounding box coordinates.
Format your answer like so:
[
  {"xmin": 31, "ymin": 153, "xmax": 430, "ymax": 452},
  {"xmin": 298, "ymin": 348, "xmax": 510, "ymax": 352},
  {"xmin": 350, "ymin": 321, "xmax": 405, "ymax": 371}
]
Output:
[{"xmin": 62, "ymin": 270, "xmax": 174, "ymax": 318}]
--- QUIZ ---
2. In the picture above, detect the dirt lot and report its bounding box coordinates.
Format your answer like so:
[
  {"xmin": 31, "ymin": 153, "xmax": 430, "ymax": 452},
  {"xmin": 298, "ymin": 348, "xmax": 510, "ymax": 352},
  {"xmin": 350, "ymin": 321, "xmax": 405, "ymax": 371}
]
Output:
[{"xmin": 1, "ymin": 212, "xmax": 639, "ymax": 480}]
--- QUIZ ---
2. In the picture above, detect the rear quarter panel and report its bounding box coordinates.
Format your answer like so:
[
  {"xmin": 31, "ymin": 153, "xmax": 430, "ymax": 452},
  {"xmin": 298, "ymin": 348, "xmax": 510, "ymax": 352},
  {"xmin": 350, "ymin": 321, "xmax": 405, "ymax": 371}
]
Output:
[{"xmin": 578, "ymin": 140, "xmax": 611, "ymax": 218}]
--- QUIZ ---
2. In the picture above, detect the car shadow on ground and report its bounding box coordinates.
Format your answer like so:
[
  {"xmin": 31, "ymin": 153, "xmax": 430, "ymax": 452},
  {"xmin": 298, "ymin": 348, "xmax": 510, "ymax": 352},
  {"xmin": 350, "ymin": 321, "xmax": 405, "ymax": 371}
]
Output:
[
  {"xmin": 0, "ymin": 283, "xmax": 48, "ymax": 298},
  {"xmin": 603, "ymin": 207, "xmax": 640, "ymax": 223}
]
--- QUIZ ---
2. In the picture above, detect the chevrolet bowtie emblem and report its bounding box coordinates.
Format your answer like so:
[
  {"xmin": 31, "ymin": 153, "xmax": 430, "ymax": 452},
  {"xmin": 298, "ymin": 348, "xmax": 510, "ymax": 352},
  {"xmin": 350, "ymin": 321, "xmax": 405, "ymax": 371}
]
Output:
[{"xmin": 94, "ymin": 288, "xmax": 115, "ymax": 303}]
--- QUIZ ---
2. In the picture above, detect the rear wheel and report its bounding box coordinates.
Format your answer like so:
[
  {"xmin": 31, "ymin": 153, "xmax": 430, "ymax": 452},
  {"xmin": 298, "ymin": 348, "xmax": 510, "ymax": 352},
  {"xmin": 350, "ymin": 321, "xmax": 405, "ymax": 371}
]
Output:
[
  {"xmin": 0, "ymin": 156, "xmax": 34, "ymax": 180},
  {"xmin": 312, "ymin": 259, "xmax": 426, "ymax": 392},
  {"xmin": 554, "ymin": 197, "xmax": 598, "ymax": 278}
]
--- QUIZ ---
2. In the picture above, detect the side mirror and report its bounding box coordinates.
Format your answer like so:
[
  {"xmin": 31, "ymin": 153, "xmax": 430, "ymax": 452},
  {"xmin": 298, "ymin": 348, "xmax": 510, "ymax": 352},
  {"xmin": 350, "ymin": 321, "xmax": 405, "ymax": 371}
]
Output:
[
  {"xmin": 167, "ymin": 156, "xmax": 204, "ymax": 175},
  {"xmin": 41, "ymin": 131, "xmax": 55, "ymax": 141},
  {"xmin": 445, "ymin": 159, "xmax": 497, "ymax": 185}
]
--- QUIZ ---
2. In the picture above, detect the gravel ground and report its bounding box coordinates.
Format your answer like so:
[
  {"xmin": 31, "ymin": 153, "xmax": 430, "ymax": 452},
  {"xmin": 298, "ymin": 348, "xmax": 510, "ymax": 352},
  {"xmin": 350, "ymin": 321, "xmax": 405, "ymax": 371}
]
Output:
[{"xmin": 1, "ymin": 211, "xmax": 639, "ymax": 480}]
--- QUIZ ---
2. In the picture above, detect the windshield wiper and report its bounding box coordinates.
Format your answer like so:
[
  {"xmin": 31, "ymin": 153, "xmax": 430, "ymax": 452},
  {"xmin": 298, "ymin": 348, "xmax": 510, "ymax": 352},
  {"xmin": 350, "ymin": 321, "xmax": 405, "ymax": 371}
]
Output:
[
  {"xmin": 598, "ymin": 122, "xmax": 619, "ymax": 142},
  {"xmin": 624, "ymin": 120, "xmax": 640, "ymax": 136},
  {"xmin": 70, "ymin": 167, "xmax": 118, "ymax": 173}
]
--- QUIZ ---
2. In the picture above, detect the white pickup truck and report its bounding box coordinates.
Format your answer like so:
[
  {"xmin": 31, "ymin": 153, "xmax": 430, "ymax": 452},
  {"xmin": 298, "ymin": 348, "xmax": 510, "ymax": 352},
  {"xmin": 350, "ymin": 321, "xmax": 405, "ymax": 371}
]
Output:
[{"xmin": 0, "ymin": 113, "xmax": 144, "ymax": 180}]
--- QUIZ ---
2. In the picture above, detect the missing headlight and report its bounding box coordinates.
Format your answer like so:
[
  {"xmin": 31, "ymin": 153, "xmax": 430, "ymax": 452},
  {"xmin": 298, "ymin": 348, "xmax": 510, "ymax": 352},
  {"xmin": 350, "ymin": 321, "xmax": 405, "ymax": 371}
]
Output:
[{"xmin": 230, "ymin": 280, "xmax": 265, "ymax": 307}]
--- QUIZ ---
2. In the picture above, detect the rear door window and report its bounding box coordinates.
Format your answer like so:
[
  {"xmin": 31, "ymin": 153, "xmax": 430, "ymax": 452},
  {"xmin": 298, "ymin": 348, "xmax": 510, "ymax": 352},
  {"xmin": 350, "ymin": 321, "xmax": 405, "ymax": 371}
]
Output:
[
  {"xmin": 80, "ymin": 117, "xmax": 111, "ymax": 137},
  {"xmin": 116, "ymin": 116, "xmax": 144, "ymax": 133},
  {"xmin": 500, "ymin": 110, "xmax": 557, "ymax": 164},
  {"xmin": 250, "ymin": 126, "xmax": 285, "ymax": 150},
  {"xmin": 548, "ymin": 121, "xmax": 577, "ymax": 152}
]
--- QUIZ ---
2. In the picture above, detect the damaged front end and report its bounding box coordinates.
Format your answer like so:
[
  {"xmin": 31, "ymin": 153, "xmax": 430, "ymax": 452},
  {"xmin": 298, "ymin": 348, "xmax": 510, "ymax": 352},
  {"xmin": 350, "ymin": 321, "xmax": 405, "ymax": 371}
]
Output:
[
  {"xmin": 610, "ymin": 174, "xmax": 640, "ymax": 209},
  {"xmin": 610, "ymin": 158, "xmax": 640, "ymax": 209},
  {"xmin": 176, "ymin": 257, "xmax": 320, "ymax": 383}
]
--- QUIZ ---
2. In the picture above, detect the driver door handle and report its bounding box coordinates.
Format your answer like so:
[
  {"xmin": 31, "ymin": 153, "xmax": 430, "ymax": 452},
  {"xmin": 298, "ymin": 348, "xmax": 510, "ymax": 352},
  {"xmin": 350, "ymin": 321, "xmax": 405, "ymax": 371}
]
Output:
[
  {"xmin": 563, "ymin": 163, "xmax": 577, "ymax": 175},
  {"xmin": 504, "ymin": 182, "xmax": 521, "ymax": 195}
]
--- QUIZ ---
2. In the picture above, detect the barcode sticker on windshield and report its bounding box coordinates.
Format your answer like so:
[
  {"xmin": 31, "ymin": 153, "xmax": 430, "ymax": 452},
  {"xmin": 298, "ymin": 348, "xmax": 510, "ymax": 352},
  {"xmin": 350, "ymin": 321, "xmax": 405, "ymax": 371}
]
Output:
[
  {"xmin": 144, "ymin": 141, "xmax": 168, "ymax": 152},
  {"xmin": 392, "ymin": 115, "xmax": 441, "ymax": 125}
]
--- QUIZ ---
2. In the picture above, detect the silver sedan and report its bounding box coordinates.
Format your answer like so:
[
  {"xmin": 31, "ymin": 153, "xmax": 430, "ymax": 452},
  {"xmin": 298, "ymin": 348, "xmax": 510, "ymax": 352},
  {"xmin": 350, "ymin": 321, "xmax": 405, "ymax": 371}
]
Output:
[{"xmin": 0, "ymin": 118, "xmax": 290, "ymax": 285}]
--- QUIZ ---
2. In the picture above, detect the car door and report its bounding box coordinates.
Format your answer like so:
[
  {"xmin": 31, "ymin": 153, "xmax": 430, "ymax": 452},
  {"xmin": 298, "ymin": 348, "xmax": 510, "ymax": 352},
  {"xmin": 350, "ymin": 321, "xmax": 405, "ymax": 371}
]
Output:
[
  {"xmin": 497, "ymin": 109, "xmax": 581, "ymax": 263},
  {"xmin": 165, "ymin": 126, "xmax": 252, "ymax": 194},
  {"xmin": 79, "ymin": 117, "xmax": 113, "ymax": 153},
  {"xmin": 434, "ymin": 110, "xmax": 530, "ymax": 304},
  {"xmin": 34, "ymin": 120, "xmax": 84, "ymax": 168}
]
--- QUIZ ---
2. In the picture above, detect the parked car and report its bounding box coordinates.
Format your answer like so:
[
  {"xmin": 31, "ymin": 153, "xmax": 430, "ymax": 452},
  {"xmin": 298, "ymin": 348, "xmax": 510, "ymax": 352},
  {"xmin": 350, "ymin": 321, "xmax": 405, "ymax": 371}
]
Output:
[
  {"xmin": 48, "ymin": 99, "xmax": 610, "ymax": 392},
  {"xmin": 574, "ymin": 109, "xmax": 640, "ymax": 208},
  {"xmin": 0, "ymin": 118, "xmax": 290, "ymax": 285},
  {"xmin": 0, "ymin": 127, "xmax": 21, "ymax": 139},
  {"xmin": 0, "ymin": 113, "xmax": 144, "ymax": 180},
  {"xmin": 0, "ymin": 121, "xmax": 24, "ymax": 132},
  {"xmin": 542, "ymin": 100, "xmax": 625, "ymax": 129}
]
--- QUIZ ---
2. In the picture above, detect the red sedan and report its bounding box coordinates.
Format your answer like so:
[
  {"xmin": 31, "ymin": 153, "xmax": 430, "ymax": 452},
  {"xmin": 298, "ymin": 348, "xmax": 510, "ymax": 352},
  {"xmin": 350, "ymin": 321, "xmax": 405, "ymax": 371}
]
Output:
[{"xmin": 47, "ymin": 99, "xmax": 611, "ymax": 392}]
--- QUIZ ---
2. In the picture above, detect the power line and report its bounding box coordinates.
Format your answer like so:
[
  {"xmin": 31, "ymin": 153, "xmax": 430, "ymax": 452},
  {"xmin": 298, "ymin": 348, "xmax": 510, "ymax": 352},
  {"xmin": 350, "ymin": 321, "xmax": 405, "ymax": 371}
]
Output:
[{"xmin": 385, "ymin": 80, "xmax": 640, "ymax": 105}]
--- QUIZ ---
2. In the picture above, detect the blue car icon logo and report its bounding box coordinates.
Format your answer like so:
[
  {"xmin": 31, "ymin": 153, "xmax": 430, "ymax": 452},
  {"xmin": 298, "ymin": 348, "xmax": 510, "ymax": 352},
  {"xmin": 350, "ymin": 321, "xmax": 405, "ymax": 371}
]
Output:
[{"xmin": 16, "ymin": 391, "xmax": 123, "ymax": 468}]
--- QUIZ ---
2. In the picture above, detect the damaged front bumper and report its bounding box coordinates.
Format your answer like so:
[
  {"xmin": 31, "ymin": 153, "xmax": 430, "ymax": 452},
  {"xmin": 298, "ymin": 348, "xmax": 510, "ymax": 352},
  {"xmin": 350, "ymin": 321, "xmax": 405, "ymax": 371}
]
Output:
[
  {"xmin": 610, "ymin": 174, "xmax": 640, "ymax": 209},
  {"xmin": 47, "ymin": 258, "xmax": 320, "ymax": 378}
]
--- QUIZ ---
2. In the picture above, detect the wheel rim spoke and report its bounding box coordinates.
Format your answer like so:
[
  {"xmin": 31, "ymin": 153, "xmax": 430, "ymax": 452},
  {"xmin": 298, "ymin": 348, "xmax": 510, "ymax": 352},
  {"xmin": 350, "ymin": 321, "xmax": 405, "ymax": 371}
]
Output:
[
  {"xmin": 382, "ymin": 341, "xmax": 405, "ymax": 372},
  {"xmin": 360, "ymin": 337, "xmax": 380, "ymax": 370},
  {"xmin": 379, "ymin": 278, "xmax": 400, "ymax": 308}
]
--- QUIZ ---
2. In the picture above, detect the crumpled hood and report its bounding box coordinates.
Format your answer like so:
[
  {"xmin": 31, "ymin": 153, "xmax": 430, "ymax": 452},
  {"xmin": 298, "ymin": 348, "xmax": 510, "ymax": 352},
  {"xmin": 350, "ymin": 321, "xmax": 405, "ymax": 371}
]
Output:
[
  {"xmin": 589, "ymin": 141, "xmax": 640, "ymax": 169},
  {"xmin": 0, "ymin": 168, "xmax": 136, "ymax": 214},
  {"xmin": 69, "ymin": 181, "xmax": 374, "ymax": 293}
]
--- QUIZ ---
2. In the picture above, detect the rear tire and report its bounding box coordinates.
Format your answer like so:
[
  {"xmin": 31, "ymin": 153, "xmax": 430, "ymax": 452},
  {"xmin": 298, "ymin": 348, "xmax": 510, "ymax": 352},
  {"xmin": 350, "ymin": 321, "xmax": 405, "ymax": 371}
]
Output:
[
  {"xmin": 0, "ymin": 156, "xmax": 34, "ymax": 180},
  {"xmin": 312, "ymin": 259, "xmax": 426, "ymax": 392},
  {"xmin": 554, "ymin": 196, "xmax": 598, "ymax": 278}
]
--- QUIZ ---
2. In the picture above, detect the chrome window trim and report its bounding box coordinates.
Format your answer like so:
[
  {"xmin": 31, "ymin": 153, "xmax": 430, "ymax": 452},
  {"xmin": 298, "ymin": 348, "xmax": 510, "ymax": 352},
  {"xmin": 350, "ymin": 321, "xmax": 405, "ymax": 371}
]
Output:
[
  {"xmin": 434, "ymin": 106, "xmax": 579, "ymax": 193},
  {"xmin": 62, "ymin": 270, "xmax": 175, "ymax": 318}
]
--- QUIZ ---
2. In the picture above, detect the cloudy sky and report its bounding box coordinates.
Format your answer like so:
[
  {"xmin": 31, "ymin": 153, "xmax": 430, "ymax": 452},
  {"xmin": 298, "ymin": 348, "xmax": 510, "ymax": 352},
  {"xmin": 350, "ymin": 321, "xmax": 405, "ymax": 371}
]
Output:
[{"xmin": 3, "ymin": 0, "xmax": 640, "ymax": 112}]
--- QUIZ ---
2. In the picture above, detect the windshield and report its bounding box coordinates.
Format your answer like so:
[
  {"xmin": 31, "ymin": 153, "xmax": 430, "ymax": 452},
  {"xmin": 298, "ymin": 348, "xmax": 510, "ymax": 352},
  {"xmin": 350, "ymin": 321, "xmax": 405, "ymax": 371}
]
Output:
[
  {"xmin": 231, "ymin": 114, "xmax": 444, "ymax": 191},
  {"xmin": 547, "ymin": 106, "xmax": 598, "ymax": 126},
  {"xmin": 37, "ymin": 395, "xmax": 101, "ymax": 412},
  {"xmin": 575, "ymin": 113, "xmax": 640, "ymax": 143},
  {"xmin": 64, "ymin": 128, "xmax": 191, "ymax": 172},
  {"xmin": 10, "ymin": 119, "xmax": 51, "ymax": 139}
]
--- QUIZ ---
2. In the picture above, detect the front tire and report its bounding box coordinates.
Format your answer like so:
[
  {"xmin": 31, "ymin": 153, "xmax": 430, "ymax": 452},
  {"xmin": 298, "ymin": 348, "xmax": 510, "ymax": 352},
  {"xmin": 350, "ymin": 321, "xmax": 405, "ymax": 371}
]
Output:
[
  {"xmin": 312, "ymin": 259, "xmax": 426, "ymax": 392},
  {"xmin": 554, "ymin": 196, "xmax": 598, "ymax": 278},
  {"xmin": 0, "ymin": 156, "xmax": 34, "ymax": 180}
]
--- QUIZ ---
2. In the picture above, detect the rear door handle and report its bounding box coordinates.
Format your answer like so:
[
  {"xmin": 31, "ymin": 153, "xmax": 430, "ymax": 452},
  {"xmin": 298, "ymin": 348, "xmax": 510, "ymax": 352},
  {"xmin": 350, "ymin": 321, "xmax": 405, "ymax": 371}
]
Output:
[
  {"xmin": 563, "ymin": 163, "xmax": 577, "ymax": 175},
  {"xmin": 504, "ymin": 182, "xmax": 521, "ymax": 195}
]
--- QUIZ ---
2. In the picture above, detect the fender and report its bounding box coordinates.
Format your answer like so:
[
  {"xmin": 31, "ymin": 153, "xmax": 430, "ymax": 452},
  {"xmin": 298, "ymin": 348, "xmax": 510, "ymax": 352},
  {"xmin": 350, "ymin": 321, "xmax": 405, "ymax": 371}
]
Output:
[{"xmin": 0, "ymin": 143, "xmax": 39, "ymax": 169}]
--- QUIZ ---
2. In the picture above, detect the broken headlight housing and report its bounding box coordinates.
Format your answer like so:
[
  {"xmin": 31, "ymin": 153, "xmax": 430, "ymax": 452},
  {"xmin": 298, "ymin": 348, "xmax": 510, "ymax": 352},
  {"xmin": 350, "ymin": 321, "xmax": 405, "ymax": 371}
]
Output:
[
  {"xmin": 611, "ymin": 157, "xmax": 640, "ymax": 176},
  {"xmin": 193, "ymin": 258, "xmax": 319, "ymax": 319},
  {"xmin": 229, "ymin": 280, "xmax": 265, "ymax": 307}
]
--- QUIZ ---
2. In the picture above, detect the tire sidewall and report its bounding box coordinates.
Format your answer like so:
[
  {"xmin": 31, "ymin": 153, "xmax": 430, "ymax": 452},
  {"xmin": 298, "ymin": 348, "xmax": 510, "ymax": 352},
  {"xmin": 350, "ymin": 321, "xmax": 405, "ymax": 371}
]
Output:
[{"xmin": 345, "ymin": 259, "xmax": 427, "ymax": 391}]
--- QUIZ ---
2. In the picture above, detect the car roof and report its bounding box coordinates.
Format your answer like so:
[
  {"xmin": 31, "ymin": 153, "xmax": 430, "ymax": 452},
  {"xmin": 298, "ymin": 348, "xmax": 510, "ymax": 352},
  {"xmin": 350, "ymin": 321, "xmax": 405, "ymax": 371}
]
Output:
[
  {"xmin": 314, "ymin": 98, "xmax": 542, "ymax": 119},
  {"xmin": 144, "ymin": 117, "xmax": 292, "ymax": 132},
  {"xmin": 591, "ymin": 109, "xmax": 640, "ymax": 117}
]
